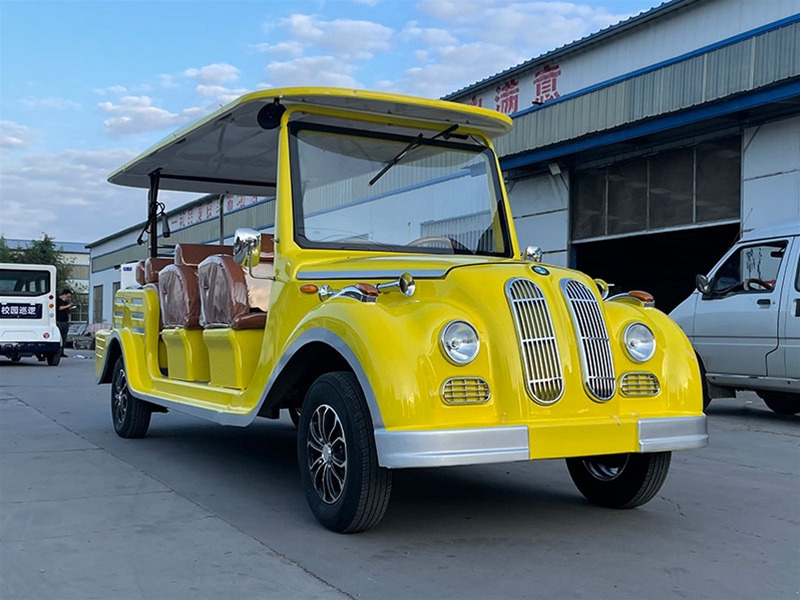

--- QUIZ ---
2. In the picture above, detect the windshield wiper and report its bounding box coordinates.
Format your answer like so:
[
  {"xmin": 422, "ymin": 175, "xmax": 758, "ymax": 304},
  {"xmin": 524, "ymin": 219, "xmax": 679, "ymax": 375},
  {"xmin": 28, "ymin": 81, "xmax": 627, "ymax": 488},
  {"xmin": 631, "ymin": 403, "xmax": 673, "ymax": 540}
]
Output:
[{"xmin": 369, "ymin": 124, "xmax": 459, "ymax": 187}]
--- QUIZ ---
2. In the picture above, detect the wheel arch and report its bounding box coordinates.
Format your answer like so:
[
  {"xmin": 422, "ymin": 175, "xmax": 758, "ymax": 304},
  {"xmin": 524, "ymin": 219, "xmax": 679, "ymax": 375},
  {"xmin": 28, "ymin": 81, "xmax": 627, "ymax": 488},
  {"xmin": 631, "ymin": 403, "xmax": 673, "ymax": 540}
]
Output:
[
  {"xmin": 257, "ymin": 328, "xmax": 385, "ymax": 429},
  {"xmin": 97, "ymin": 334, "xmax": 123, "ymax": 384}
]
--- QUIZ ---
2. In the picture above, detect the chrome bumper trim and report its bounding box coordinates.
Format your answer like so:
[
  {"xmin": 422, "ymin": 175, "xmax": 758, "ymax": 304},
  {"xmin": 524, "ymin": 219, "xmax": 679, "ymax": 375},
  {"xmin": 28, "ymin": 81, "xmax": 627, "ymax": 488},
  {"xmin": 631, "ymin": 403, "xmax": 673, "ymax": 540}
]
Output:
[
  {"xmin": 638, "ymin": 416, "xmax": 708, "ymax": 452},
  {"xmin": 374, "ymin": 426, "xmax": 530, "ymax": 468}
]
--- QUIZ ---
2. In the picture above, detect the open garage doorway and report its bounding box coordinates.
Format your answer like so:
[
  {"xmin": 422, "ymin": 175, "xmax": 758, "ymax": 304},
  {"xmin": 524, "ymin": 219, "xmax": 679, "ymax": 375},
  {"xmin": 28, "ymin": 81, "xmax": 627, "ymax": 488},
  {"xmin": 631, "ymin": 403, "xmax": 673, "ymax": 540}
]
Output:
[{"xmin": 572, "ymin": 223, "xmax": 740, "ymax": 314}]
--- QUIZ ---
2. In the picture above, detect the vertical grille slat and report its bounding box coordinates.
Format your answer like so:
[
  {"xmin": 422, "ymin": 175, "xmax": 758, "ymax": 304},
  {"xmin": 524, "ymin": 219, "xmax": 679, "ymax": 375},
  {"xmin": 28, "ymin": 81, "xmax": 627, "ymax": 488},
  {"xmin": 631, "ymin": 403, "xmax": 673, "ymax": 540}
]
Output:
[
  {"xmin": 506, "ymin": 278, "xmax": 564, "ymax": 405},
  {"xmin": 562, "ymin": 279, "xmax": 616, "ymax": 401}
]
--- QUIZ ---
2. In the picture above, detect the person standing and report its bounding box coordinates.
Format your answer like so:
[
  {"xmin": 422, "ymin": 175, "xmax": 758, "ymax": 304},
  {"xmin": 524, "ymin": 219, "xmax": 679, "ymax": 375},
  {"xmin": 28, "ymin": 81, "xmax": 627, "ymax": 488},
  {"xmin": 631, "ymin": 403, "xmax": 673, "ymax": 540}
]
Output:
[{"xmin": 56, "ymin": 289, "xmax": 74, "ymax": 357}]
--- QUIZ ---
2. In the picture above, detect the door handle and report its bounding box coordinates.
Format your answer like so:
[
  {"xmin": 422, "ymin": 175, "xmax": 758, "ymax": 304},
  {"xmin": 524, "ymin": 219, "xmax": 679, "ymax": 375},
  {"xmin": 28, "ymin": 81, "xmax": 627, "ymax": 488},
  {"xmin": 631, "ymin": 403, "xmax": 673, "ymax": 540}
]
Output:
[
  {"xmin": 756, "ymin": 299, "xmax": 771, "ymax": 307},
  {"xmin": 795, "ymin": 298, "xmax": 800, "ymax": 317}
]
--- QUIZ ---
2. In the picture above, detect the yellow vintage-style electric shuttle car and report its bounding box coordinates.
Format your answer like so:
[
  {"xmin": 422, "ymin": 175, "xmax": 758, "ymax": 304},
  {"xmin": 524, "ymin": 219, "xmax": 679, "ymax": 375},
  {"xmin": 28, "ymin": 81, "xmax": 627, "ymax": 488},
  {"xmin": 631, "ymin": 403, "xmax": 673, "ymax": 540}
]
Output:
[{"xmin": 96, "ymin": 88, "xmax": 707, "ymax": 532}]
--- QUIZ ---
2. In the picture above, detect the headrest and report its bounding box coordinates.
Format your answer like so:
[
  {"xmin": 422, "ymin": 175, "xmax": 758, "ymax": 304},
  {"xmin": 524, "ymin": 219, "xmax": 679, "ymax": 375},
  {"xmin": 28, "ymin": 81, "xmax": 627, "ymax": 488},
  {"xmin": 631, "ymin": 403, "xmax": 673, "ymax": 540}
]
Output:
[
  {"xmin": 134, "ymin": 261, "xmax": 146, "ymax": 286},
  {"xmin": 174, "ymin": 243, "xmax": 233, "ymax": 267},
  {"xmin": 158, "ymin": 264, "xmax": 201, "ymax": 329},
  {"xmin": 197, "ymin": 255, "xmax": 249, "ymax": 328}
]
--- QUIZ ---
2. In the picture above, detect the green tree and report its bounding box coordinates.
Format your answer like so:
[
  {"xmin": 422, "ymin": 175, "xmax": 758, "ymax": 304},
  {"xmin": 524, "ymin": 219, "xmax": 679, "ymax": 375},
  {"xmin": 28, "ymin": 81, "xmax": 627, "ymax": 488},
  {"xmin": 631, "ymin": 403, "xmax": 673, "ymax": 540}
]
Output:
[{"xmin": 0, "ymin": 234, "xmax": 74, "ymax": 292}]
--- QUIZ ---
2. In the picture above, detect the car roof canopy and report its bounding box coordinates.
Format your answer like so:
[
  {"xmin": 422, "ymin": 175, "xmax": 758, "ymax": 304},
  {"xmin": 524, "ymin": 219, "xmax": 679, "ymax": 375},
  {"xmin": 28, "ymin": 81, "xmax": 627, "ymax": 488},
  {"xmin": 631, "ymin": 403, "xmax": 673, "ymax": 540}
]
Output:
[{"xmin": 108, "ymin": 87, "xmax": 513, "ymax": 197}]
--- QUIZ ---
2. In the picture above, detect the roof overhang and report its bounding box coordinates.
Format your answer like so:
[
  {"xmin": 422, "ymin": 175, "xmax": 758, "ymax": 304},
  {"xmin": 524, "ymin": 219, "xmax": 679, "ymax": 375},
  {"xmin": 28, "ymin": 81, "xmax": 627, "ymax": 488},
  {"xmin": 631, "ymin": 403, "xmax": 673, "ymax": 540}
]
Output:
[{"xmin": 108, "ymin": 87, "xmax": 513, "ymax": 196}]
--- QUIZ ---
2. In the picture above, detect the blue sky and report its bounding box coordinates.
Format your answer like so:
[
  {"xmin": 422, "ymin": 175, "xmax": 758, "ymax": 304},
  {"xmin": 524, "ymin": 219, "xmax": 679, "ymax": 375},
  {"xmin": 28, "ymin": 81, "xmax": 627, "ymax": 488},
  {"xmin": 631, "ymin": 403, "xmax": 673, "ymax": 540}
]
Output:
[{"xmin": 1, "ymin": 0, "xmax": 662, "ymax": 244}]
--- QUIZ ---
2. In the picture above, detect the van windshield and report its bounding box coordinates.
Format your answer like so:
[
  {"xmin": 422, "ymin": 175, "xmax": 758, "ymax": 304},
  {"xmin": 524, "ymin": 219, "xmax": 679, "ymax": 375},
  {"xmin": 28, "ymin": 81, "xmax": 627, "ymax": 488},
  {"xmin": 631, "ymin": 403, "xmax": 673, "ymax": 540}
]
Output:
[
  {"xmin": 0, "ymin": 268, "xmax": 51, "ymax": 296},
  {"xmin": 290, "ymin": 122, "xmax": 511, "ymax": 257}
]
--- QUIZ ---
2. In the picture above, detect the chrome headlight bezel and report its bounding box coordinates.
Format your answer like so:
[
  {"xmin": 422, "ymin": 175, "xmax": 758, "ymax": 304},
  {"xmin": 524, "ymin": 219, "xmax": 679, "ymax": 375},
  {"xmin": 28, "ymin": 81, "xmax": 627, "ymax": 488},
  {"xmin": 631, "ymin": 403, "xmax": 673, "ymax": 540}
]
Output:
[
  {"xmin": 439, "ymin": 320, "xmax": 480, "ymax": 365},
  {"xmin": 623, "ymin": 322, "xmax": 656, "ymax": 363}
]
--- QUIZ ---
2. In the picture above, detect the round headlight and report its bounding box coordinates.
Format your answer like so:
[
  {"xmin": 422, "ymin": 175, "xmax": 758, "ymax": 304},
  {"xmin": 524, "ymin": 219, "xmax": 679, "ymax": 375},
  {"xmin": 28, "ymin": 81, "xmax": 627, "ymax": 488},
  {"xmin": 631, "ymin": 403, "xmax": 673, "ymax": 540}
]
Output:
[
  {"xmin": 624, "ymin": 323, "xmax": 655, "ymax": 362},
  {"xmin": 440, "ymin": 321, "xmax": 480, "ymax": 365}
]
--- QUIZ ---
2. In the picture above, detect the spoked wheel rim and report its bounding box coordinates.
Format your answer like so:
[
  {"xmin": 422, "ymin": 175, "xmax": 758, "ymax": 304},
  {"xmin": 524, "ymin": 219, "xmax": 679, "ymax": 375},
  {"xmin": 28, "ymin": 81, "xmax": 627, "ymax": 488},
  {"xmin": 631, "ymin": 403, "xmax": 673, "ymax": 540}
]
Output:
[
  {"xmin": 307, "ymin": 403, "xmax": 347, "ymax": 504},
  {"xmin": 113, "ymin": 368, "xmax": 129, "ymax": 425},
  {"xmin": 583, "ymin": 454, "xmax": 629, "ymax": 481}
]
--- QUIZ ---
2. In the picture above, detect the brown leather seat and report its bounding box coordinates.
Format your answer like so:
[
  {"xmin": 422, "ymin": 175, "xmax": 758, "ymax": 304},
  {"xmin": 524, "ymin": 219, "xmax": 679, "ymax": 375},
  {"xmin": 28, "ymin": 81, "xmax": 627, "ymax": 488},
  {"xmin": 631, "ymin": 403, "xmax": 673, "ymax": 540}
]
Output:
[
  {"xmin": 134, "ymin": 261, "xmax": 146, "ymax": 286},
  {"xmin": 144, "ymin": 257, "xmax": 172, "ymax": 284},
  {"xmin": 158, "ymin": 264, "xmax": 202, "ymax": 329},
  {"xmin": 198, "ymin": 255, "xmax": 267, "ymax": 330}
]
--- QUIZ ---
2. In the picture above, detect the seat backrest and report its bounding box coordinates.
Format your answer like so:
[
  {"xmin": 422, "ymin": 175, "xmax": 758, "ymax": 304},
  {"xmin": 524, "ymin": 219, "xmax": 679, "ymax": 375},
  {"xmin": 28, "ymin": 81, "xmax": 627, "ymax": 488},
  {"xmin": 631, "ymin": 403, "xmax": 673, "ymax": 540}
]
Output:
[
  {"xmin": 134, "ymin": 261, "xmax": 146, "ymax": 286},
  {"xmin": 174, "ymin": 243, "xmax": 233, "ymax": 267},
  {"xmin": 158, "ymin": 264, "xmax": 202, "ymax": 329},
  {"xmin": 197, "ymin": 255, "xmax": 271, "ymax": 329},
  {"xmin": 144, "ymin": 257, "xmax": 173, "ymax": 284}
]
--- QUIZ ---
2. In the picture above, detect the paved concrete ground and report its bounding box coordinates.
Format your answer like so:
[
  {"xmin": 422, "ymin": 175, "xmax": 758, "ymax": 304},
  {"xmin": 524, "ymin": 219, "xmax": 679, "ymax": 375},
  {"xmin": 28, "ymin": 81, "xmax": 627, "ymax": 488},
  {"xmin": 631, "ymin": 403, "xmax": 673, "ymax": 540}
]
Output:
[{"xmin": 1, "ymin": 354, "xmax": 798, "ymax": 599}]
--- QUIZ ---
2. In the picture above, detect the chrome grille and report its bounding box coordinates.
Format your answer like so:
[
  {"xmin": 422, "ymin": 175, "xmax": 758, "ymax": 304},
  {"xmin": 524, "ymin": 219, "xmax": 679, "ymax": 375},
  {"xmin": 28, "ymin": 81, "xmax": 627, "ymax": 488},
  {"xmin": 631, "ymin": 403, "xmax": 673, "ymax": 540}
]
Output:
[
  {"xmin": 620, "ymin": 372, "xmax": 660, "ymax": 397},
  {"xmin": 441, "ymin": 378, "xmax": 491, "ymax": 405},
  {"xmin": 506, "ymin": 278, "xmax": 564, "ymax": 405},
  {"xmin": 562, "ymin": 279, "xmax": 616, "ymax": 401}
]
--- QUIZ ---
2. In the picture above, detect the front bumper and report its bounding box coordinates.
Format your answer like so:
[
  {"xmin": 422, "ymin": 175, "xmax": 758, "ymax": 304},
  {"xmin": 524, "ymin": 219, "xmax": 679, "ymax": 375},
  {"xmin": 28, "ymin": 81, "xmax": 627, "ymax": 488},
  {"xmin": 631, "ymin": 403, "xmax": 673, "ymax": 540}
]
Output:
[
  {"xmin": 374, "ymin": 415, "xmax": 707, "ymax": 468},
  {"xmin": 0, "ymin": 341, "xmax": 61, "ymax": 357}
]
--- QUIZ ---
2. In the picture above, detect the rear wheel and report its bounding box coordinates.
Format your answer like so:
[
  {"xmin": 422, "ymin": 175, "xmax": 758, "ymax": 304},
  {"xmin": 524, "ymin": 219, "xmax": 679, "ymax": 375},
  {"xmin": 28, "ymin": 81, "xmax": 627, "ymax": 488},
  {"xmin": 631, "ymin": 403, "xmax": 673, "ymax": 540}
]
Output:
[
  {"xmin": 111, "ymin": 357, "xmax": 152, "ymax": 438},
  {"xmin": 757, "ymin": 391, "xmax": 800, "ymax": 415},
  {"xmin": 566, "ymin": 452, "xmax": 671, "ymax": 508},
  {"xmin": 11, "ymin": 356, "xmax": 21, "ymax": 363},
  {"xmin": 298, "ymin": 371, "xmax": 392, "ymax": 533},
  {"xmin": 46, "ymin": 353, "xmax": 61, "ymax": 366}
]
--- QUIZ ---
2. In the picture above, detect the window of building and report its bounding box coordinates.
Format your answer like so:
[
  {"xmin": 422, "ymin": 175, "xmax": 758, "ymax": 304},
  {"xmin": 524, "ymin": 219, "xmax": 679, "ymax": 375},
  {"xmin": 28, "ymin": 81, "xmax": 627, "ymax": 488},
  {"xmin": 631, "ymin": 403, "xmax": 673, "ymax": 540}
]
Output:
[
  {"xmin": 93, "ymin": 285, "xmax": 103, "ymax": 323},
  {"xmin": 571, "ymin": 135, "xmax": 741, "ymax": 241}
]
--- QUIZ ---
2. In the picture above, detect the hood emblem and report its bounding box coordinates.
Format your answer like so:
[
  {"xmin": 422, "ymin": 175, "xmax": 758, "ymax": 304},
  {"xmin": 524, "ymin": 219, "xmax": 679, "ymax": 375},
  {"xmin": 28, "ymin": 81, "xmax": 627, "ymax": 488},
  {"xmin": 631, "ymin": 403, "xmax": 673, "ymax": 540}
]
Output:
[{"xmin": 532, "ymin": 266, "xmax": 550, "ymax": 276}]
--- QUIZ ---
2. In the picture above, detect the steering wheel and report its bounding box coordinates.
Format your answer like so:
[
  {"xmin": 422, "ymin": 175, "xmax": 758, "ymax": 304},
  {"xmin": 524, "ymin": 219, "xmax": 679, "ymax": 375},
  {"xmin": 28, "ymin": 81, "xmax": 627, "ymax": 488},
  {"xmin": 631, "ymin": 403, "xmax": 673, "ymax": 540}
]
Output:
[
  {"xmin": 407, "ymin": 236, "xmax": 471, "ymax": 253},
  {"xmin": 743, "ymin": 278, "xmax": 773, "ymax": 292}
]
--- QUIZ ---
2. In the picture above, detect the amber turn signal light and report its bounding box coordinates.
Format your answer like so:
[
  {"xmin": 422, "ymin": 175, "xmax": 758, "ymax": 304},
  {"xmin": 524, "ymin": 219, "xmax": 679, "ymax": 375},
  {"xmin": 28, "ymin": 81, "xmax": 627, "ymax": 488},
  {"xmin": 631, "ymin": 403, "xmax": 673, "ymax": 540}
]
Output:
[
  {"xmin": 629, "ymin": 290, "xmax": 654, "ymax": 304},
  {"xmin": 300, "ymin": 284, "xmax": 319, "ymax": 294}
]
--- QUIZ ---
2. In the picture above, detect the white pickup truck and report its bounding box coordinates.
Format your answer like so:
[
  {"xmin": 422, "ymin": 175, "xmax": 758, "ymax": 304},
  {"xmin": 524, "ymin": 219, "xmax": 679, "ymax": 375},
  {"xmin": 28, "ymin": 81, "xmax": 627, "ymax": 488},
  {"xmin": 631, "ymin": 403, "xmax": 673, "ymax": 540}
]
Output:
[{"xmin": 670, "ymin": 219, "xmax": 800, "ymax": 415}]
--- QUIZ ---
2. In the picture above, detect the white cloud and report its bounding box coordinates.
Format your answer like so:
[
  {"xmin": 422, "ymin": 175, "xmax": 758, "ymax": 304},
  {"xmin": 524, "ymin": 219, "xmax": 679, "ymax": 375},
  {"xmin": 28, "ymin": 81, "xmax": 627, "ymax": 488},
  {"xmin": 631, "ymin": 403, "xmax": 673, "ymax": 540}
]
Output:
[
  {"xmin": 401, "ymin": 23, "xmax": 458, "ymax": 47},
  {"xmin": 264, "ymin": 56, "xmax": 359, "ymax": 88},
  {"xmin": 251, "ymin": 40, "xmax": 305, "ymax": 58},
  {"xmin": 0, "ymin": 121, "xmax": 41, "ymax": 151},
  {"xmin": 93, "ymin": 85, "xmax": 128, "ymax": 95},
  {"xmin": 0, "ymin": 148, "xmax": 195, "ymax": 242},
  {"xmin": 277, "ymin": 14, "xmax": 393, "ymax": 60},
  {"xmin": 195, "ymin": 84, "xmax": 250, "ymax": 106},
  {"xmin": 183, "ymin": 63, "xmax": 241, "ymax": 85},
  {"xmin": 20, "ymin": 97, "xmax": 82, "ymax": 110},
  {"xmin": 98, "ymin": 95, "xmax": 205, "ymax": 136}
]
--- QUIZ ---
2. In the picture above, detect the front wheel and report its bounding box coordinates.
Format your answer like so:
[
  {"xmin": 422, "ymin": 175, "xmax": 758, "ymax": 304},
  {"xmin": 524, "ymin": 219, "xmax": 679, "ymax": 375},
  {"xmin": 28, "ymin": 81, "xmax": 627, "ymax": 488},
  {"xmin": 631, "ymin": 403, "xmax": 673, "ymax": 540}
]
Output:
[
  {"xmin": 298, "ymin": 371, "xmax": 392, "ymax": 533},
  {"xmin": 46, "ymin": 353, "xmax": 61, "ymax": 366},
  {"xmin": 111, "ymin": 357, "xmax": 152, "ymax": 438},
  {"xmin": 566, "ymin": 452, "xmax": 671, "ymax": 508},
  {"xmin": 757, "ymin": 391, "xmax": 800, "ymax": 415}
]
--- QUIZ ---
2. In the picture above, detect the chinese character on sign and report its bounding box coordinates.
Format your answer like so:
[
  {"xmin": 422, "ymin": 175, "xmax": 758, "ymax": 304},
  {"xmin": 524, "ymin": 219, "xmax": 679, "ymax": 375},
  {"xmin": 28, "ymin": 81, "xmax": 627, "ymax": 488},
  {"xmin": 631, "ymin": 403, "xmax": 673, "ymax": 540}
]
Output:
[
  {"xmin": 226, "ymin": 197, "xmax": 234, "ymax": 212},
  {"xmin": 467, "ymin": 95, "xmax": 483, "ymax": 107},
  {"xmin": 10, "ymin": 306, "xmax": 19, "ymax": 315},
  {"xmin": 206, "ymin": 204, "xmax": 213, "ymax": 219},
  {"xmin": 494, "ymin": 79, "xmax": 520, "ymax": 115},
  {"xmin": 1, "ymin": 306, "xmax": 9, "ymax": 315},
  {"xmin": 532, "ymin": 64, "xmax": 561, "ymax": 104}
]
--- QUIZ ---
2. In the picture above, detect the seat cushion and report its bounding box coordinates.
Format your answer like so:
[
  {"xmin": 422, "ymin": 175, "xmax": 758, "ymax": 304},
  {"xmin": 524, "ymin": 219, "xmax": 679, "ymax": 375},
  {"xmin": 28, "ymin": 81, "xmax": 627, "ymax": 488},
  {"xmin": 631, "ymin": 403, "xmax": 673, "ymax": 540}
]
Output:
[
  {"xmin": 158, "ymin": 264, "xmax": 201, "ymax": 329},
  {"xmin": 198, "ymin": 255, "xmax": 249, "ymax": 328}
]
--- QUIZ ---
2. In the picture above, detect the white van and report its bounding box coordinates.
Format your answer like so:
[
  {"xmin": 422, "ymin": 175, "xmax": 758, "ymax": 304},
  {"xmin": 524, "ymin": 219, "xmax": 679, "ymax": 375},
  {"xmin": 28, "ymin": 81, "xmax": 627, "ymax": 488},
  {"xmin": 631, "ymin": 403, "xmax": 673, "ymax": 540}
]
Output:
[
  {"xmin": 0, "ymin": 263, "xmax": 62, "ymax": 365},
  {"xmin": 670, "ymin": 219, "xmax": 800, "ymax": 415}
]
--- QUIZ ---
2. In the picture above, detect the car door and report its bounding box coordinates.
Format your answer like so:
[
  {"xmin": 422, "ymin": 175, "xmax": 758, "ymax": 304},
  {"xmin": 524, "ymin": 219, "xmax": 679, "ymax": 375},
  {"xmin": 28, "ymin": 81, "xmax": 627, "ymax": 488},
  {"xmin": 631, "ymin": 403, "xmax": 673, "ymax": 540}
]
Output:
[
  {"xmin": 771, "ymin": 238, "xmax": 800, "ymax": 380},
  {"xmin": 693, "ymin": 238, "xmax": 789, "ymax": 378}
]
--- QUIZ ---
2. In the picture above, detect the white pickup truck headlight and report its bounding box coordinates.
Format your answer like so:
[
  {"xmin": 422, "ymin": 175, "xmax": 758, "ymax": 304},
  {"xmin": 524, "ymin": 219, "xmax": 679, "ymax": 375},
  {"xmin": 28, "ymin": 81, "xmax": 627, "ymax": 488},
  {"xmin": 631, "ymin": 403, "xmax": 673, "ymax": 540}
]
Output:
[
  {"xmin": 624, "ymin": 323, "xmax": 656, "ymax": 362},
  {"xmin": 440, "ymin": 321, "xmax": 480, "ymax": 365}
]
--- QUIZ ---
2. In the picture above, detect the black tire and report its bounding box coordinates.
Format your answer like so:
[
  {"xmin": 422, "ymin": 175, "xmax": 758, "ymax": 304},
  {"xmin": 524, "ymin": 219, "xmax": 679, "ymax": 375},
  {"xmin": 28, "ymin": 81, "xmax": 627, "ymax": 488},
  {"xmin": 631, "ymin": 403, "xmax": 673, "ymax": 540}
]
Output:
[
  {"xmin": 289, "ymin": 406, "xmax": 301, "ymax": 429},
  {"xmin": 11, "ymin": 356, "xmax": 21, "ymax": 363},
  {"xmin": 566, "ymin": 452, "xmax": 671, "ymax": 509},
  {"xmin": 298, "ymin": 371, "xmax": 392, "ymax": 533},
  {"xmin": 757, "ymin": 391, "xmax": 800, "ymax": 415},
  {"xmin": 46, "ymin": 353, "xmax": 61, "ymax": 366},
  {"xmin": 111, "ymin": 356, "xmax": 152, "ymax": 438}
]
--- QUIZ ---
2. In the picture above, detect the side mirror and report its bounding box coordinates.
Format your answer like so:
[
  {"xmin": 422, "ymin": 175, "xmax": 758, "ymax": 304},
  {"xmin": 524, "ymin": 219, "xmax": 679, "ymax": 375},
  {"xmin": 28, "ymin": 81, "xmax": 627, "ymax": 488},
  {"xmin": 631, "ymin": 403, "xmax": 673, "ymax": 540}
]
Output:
[
  {"xmin": 523, "ymin": 246, "xmax": 543, "ymax": 263},
  {"xmin": 233, "ymin": 228, "xmax": 262, "ymax": 268},
  {"xmin": 695, "ymin": 274, "xmax": 711, "ymax": 295}
]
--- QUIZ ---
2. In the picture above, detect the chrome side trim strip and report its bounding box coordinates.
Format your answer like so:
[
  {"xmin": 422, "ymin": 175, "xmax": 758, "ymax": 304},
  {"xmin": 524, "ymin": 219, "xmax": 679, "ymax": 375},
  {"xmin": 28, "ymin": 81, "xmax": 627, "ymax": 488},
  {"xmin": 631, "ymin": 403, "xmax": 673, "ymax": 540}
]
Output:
[
  {"xmin": 638, "ymin": 416, "xmax": 708, "ymax": 452},
  {"xmin": 297, "ymin": 269, "xmax": 447, "ymax": 280},
  {"xmin": 374, "ymin": 426, "xmax": 530, "ymax": 468}
]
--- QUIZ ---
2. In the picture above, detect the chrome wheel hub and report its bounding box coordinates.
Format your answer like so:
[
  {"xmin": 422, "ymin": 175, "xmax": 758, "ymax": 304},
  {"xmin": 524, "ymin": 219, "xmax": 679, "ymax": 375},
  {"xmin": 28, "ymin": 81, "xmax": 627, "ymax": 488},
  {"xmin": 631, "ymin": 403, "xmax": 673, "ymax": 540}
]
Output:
[
  {"xmin": 113, "ymin": 369, "xmax": 128, "ymax": 424},
  {"xmin": 307, "ymin": 404, "xmax": 347, "ymax": 504},
  {"xmin": 584, "ymin": 454, "xmax": 629, "ymax": 481}
]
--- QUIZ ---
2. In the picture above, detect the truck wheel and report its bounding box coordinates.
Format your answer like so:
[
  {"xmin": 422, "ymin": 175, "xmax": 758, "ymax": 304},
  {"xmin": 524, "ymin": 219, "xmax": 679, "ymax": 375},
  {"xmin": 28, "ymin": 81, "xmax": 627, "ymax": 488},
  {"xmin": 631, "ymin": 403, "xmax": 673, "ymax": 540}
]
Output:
[
  {"xmin": 696, "ymin": 353, "xmax": 710, "ymax": 410},
  {"xmin": 298, "ymin": 371, "xmax": 392, "ymax": 533},
  {"xmin": 111, "ymin": 357, "xmax": 152, "ymax": 438},
  {"xmin": 566, "ymin": 452, "xmax": 671, "ymax": 508},
  {"xmin": 757, "ymin": 391, "xmax": 800, "ymax": 415},
  {"xmin": 46, "ymin": 353, "xmax": 61, "ymax": 366}
]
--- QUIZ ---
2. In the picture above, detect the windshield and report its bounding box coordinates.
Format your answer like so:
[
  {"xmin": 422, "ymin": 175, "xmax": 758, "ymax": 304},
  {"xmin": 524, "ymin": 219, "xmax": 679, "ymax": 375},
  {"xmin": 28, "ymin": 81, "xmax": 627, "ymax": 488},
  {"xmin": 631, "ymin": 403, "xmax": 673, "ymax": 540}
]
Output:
[
  {"xmin": 290, "ymin": 122, "xmax": 511, "ymax": 256},
  {"xmin": 0, "ymin": 268, "xmax": 52, "ymax": 296}
]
